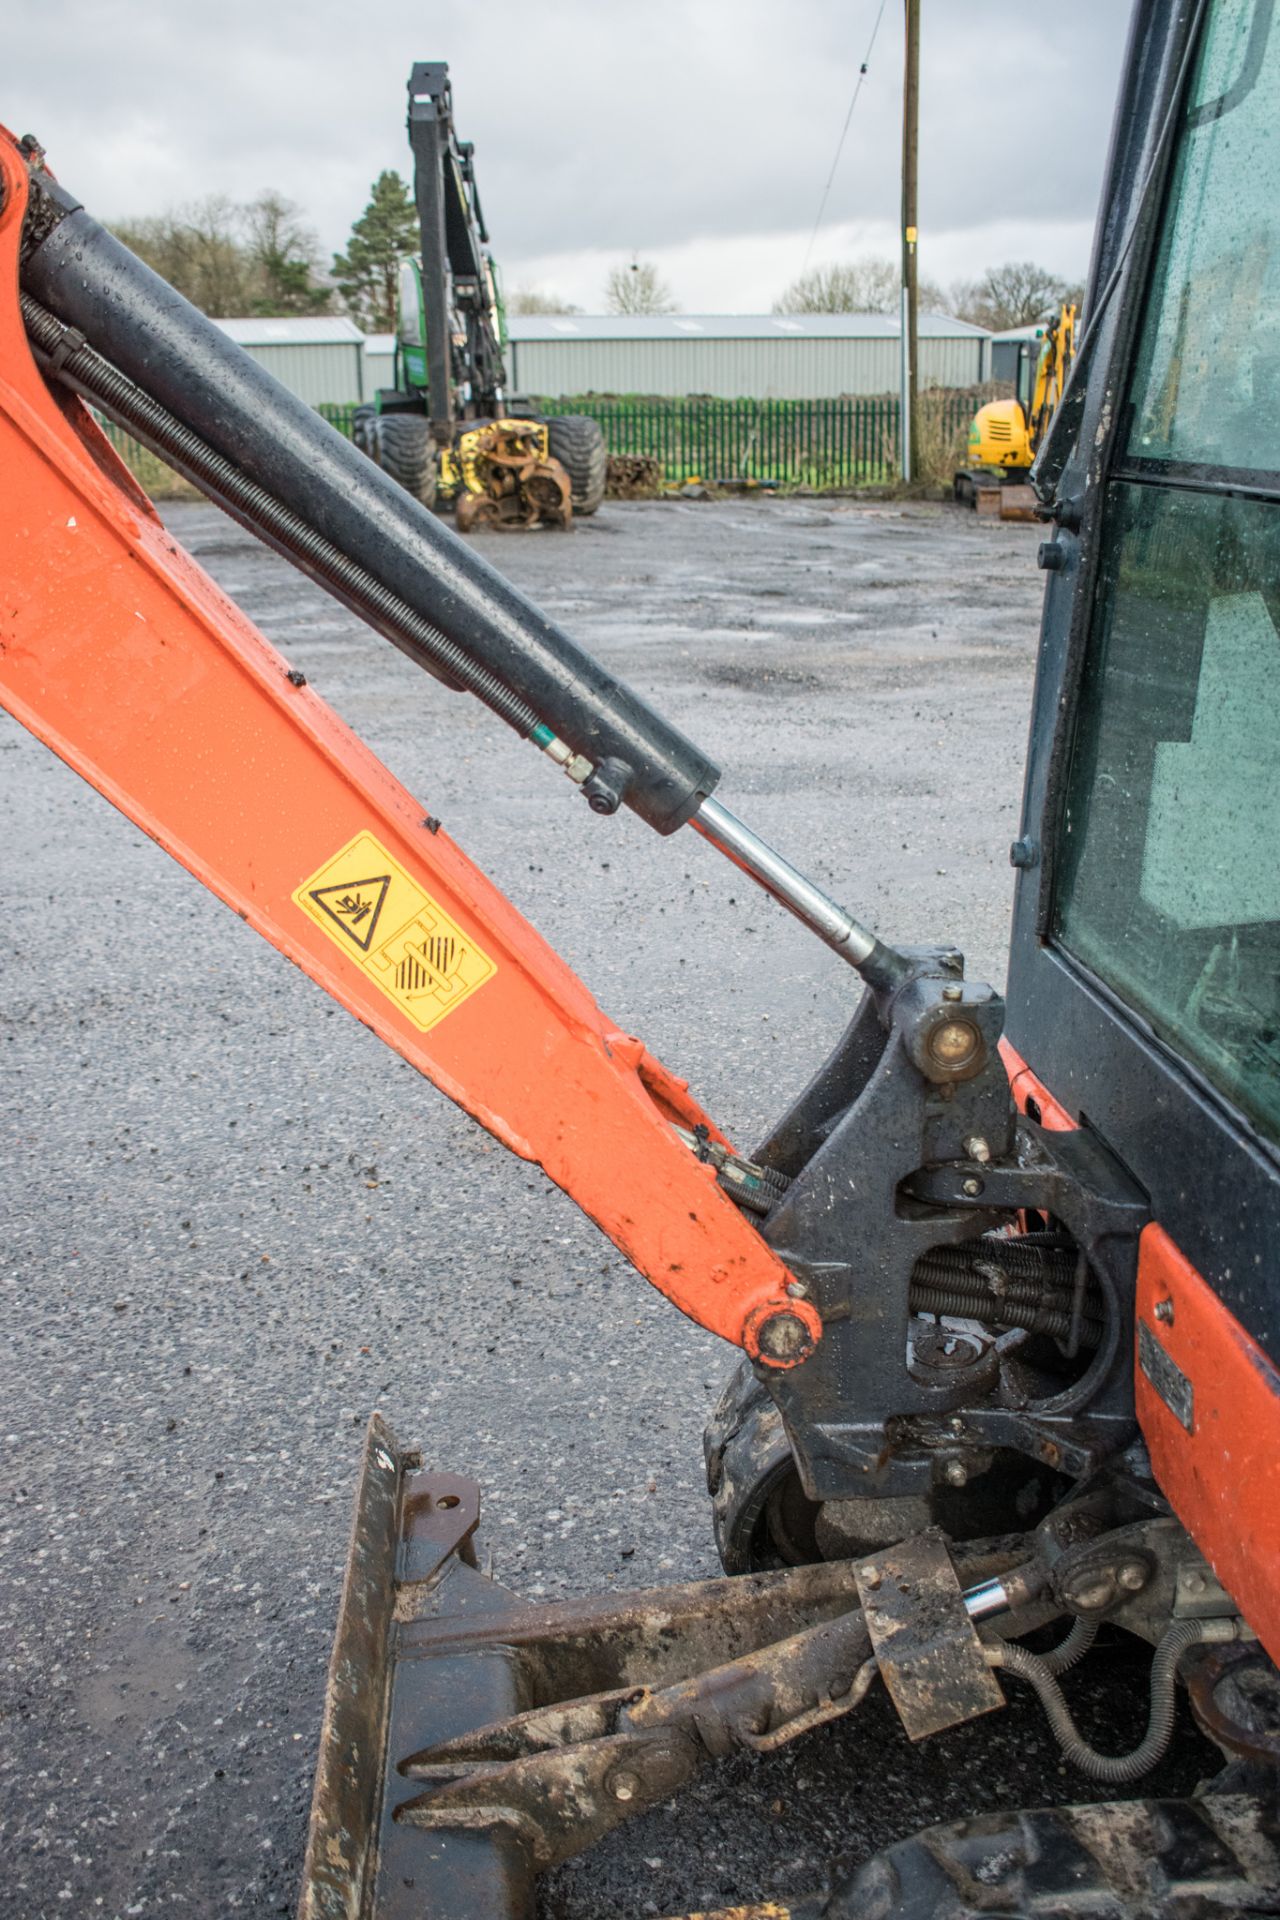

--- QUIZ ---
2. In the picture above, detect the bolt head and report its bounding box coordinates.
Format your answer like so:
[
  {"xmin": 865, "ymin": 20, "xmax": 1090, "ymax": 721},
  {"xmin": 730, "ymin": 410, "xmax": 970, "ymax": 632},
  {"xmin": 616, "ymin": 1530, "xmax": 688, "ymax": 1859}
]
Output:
[
  {"xmin": 1070, "ymin": 1577, "xmax": 1116, "ymax": 1612},
  {"xmin": 1154, "ymin": 1297, "xmax": 1175, "ymax": 1325},
  {"xmin": 942, "ymin": 983, "xmax": 963, "ymax": 1002},
  {"xmin": 943, "ymin": 1458, "xmax": 968, "ymax": 1487},
  {"xmin": 1117, "ymin": 1561, "xmax": 1148, "ymax": 1592},
  {"xmin": 607, "ymin": 1769, "xmax": 640, "ymax": 1802},
  {"xmin": 962, "ymin": 1176, "xmax": 984, "ymax": 1198}
]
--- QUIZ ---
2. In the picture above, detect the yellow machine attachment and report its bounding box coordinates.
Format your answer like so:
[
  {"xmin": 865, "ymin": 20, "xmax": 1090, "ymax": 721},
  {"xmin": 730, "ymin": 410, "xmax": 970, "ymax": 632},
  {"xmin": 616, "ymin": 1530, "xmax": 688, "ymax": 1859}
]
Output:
[
  {"xmin": 441, "ymin": 418, "xmax": 574, "ymax": 531},
  {"xmin": 957, "ymin": 303, "xmax": 1077, "ymax": 517}
]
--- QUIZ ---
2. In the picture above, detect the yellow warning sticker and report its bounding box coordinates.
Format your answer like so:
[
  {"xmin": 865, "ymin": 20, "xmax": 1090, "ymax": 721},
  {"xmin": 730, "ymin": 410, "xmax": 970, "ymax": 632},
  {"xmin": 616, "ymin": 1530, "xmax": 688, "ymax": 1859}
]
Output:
[{"xmin": 293, "ymin": 831, "xmax": 496, "ymax": 1034}]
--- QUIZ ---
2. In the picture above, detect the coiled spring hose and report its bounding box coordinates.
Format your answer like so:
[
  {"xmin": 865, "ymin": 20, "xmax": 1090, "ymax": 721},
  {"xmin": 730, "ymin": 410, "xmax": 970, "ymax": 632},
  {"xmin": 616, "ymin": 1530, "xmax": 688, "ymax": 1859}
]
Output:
[{"xmin": 985, "ymin": 1618, "xmax": 1209, "ymax": 1785}]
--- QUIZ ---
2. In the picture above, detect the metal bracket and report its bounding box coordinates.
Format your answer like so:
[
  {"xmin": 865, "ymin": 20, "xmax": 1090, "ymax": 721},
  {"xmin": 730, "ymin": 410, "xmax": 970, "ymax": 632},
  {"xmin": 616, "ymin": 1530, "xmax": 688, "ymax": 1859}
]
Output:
[{"xmin": 853, "ymin": 1530, "xmax": 1004, "ymax": 1740}]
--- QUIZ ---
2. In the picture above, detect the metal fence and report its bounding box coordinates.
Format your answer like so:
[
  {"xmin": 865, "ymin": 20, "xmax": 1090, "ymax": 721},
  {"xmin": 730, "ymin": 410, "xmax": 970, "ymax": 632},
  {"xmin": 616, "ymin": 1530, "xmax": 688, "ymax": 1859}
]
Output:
[
  {"xmin": 317, "ymin": 393, "xmax": 980, "ymax": 489},
  {"xmin": 97, "ymin": 393, "xmax": 981, "ymax": 496},
  {"xmin": 95, "ymin": 420, "xmax": 198, "ymax": 497}
]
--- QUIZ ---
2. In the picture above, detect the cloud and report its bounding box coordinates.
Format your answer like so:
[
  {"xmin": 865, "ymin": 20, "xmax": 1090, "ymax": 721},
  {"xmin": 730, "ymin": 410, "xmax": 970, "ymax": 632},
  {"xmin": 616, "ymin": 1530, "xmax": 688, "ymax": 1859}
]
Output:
[
  {"xmin": 14, "ymin": 0, "xmax": 1131, "ymax": 307},
  {"xmin": 507, "ymin": 217, "xmax": 1101, "ymax": 316}
]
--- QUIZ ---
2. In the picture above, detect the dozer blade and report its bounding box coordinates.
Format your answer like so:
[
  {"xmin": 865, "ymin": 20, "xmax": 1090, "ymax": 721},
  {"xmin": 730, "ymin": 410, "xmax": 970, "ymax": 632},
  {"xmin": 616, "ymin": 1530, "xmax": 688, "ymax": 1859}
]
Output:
[
  {"xmin": 997, "ymin": 483, "xmax": 1039, "ymax": 522},
  {"xmin": 298, "ymin": 1416, "xmax": 878, "ymax": 1920},
  {"xmin": 299, "ymin": 1414, "xmax": 534, "ymax": 1920}
]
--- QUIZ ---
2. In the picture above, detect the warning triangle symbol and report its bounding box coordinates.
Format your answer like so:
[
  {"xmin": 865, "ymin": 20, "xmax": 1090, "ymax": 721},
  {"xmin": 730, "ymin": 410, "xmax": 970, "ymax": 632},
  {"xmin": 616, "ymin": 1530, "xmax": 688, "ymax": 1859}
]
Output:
[{"xmin": 308, "ymin": 874, "xmax": 392, "ymax": 952}]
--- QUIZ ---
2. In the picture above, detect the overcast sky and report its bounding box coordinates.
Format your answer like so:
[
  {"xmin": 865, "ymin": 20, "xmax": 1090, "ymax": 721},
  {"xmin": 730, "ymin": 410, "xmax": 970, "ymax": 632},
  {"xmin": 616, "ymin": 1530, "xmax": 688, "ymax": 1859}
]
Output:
[{"xmin": 15, "ymin": 1, "xmax": 1133, "ymax": 312}]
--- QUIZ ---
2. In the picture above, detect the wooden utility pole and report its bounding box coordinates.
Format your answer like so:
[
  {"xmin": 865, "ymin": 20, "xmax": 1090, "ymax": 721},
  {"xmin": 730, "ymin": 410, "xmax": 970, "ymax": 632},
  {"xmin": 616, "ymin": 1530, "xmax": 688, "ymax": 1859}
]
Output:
[{"xmin": 900, "ymin": 0, "xmax": 920, "ymax": 483}]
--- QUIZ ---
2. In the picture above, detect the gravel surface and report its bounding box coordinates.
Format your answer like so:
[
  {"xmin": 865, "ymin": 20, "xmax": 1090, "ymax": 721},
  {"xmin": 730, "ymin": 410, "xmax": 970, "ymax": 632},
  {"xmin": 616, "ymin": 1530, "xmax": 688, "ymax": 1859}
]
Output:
[{"xmin": 0, "ymin": 496, "xmax": 1214, "ymax": 1917}]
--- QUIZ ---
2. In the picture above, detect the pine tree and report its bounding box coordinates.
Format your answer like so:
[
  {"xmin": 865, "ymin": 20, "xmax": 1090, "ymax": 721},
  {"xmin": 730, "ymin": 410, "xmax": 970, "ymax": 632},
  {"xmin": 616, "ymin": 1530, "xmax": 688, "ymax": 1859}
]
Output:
[{"xmin": 332, "ymin": 172, "xmax": 420, "ymax": 332}]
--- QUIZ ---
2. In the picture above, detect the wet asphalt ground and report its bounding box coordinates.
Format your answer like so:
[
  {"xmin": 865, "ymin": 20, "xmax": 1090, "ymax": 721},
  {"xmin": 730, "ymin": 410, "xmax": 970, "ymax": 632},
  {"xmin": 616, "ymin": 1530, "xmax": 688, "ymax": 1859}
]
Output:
[{"xmin": 1, "ymin": 496, "xmax": 1215, "ymax": 1917}]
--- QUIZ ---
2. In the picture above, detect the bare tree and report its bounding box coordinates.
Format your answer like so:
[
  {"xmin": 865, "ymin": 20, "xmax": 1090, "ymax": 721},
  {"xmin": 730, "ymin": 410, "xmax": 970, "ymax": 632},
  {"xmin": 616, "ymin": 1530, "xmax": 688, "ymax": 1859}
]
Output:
[
  {"xmin": 242, "ymin": 191, "xmax": 330, "ymax": 314},
  {"xmin": 776, "ymin": 257, "xmax": 895, "ymax": 314},
  {"xmin": 112, "ymin": 196, "xmax": 246, "ymax": 314},
  {"xmin": 604, "ymin": 258, "xmax": 678, "ymax": 315},
  {"xmin": 508, "ymin": 287, "xmax": 583, "ymax": 315},
  {"xmin": 949, "ymin": 261, "xmax": 1074, "ymax": 331},
  {"xmin": 110, "ymin": 193, "xmax": 331, "ymax": 316},
  {"xmin": 775, "ymin": 255, "xmax": 947, "ymax": 315}
]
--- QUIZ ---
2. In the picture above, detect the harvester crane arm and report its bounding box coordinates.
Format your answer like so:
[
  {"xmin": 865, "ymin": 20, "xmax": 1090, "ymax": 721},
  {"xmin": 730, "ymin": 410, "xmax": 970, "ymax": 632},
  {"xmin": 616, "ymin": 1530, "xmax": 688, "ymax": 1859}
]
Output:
[
  {"xmin": 406, "ymin": 61, "xmax": 508, "ymax": 442},
  {"xmin": 371, "ymin": 61, "xmax": 609, "ymax": 528}
]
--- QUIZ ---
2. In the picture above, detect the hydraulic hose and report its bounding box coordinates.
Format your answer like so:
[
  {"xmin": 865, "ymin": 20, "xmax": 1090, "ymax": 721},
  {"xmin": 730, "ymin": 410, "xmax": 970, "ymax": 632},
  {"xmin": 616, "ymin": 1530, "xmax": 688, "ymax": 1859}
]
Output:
[
  {"xmin": 984, "ymin": 1619, "xmax": 1208, "ymax": 1784},
  {"xmin": 917, "ymin": 1239, "xmax": 1081, "ymax": 1290},
  {"xmin": 907, "ymin": 1237, "xmax": 1106, "ymax": 1347},
  {"xmin": 909, "ymin": 1284, "xmax": 1102, "ymax": 1347},
  {"xmin": 1039, "ymin": 1616, "xmax": 1099, "ymax": 1676}
]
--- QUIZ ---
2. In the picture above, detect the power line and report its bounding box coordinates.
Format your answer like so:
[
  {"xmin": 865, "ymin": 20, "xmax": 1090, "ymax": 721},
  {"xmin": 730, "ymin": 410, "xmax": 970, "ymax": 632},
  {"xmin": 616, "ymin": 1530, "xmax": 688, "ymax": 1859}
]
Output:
[{"xmin": 800, "ymin": 0, "xmax": 890, "ymax": 278}]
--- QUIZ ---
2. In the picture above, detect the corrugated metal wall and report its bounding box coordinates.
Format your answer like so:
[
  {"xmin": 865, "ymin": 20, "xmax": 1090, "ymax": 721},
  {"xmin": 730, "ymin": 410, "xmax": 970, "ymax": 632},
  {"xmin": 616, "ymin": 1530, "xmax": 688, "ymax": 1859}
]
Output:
[
  {"xmin": 507, "ymin": 335, "xmax": 985, "ymax": 399},
  {"xmin": 363, "ymin": 347, "xmax": 397, "ymax": 396},
  {"xmin": 225, "ymin": 332, "xmax": 987, "ymax": 408},
  {"xmin": 238, "ymin": 341, "xmax": 366, "ymax": 406}
]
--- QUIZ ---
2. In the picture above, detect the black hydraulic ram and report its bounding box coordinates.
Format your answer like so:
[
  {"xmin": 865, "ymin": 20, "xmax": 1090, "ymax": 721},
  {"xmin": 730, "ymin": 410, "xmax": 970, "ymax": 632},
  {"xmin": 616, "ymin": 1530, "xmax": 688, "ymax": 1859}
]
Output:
[
  {"xmin": 18, "ymin": 165, "xmax": 907, "ymax": 992},
  {"xmin": 19, "ymin": 171, "xmax": 707, "ymax": 832}
]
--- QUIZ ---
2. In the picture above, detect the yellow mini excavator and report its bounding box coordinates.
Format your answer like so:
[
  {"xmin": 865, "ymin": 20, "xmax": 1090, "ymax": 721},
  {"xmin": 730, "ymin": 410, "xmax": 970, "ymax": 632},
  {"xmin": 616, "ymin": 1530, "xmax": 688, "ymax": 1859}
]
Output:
[{"xmin": 956, "ymin": 302, "xmax": 1077, "ymax": 519}]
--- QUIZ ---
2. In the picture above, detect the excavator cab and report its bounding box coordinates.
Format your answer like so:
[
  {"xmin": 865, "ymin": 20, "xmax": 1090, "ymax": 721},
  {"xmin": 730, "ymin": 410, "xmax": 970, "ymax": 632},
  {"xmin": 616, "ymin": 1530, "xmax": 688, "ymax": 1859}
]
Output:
[{"xmin": 1007, "ymin": 0, "xmax": 1280, "ymax": 1637}]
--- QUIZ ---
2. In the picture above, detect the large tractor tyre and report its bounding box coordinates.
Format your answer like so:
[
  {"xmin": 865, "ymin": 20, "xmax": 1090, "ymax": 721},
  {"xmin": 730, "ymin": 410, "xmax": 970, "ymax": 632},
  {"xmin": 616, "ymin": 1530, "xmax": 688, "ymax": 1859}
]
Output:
[
  {"xmin": 546, "ymin": 414, "xmax": 607, "ymax": 517},
  {"xmin": 374, "ymin": 413, "xmax": 438, "ymax": 508},
  {"xmin": 352, "ymin": 404, "xmax": 378, "ymax": 459}
]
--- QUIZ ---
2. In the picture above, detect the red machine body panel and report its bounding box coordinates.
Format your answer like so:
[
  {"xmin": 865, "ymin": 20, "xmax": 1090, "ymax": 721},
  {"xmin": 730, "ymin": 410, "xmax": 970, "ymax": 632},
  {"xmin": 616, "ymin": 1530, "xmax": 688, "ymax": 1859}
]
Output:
[{"xmin": 1005, "ymin": 1043, "xmax": 1280, "ymax": 1667}]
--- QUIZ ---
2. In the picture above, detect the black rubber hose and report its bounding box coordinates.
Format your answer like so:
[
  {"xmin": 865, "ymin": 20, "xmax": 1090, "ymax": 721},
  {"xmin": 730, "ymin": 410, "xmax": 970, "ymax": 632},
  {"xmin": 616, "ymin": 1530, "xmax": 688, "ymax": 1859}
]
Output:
[
  {"xmin": 909, "ymin": 1283, "xmax": 1102, "ymax": 1347},
  {"xmin": 909, "ymin": 1237, "xmax": 1105, "ymax": 1344},
  {"xmin": 916, "ymin": 1269, "xmax": 1083, "ymax": 1309},
  {"xmin": 918, "ymin": 1239, "xmax": 1082, "ymax": 1290},
  {"xmin": 20, "ymin": 292, "xmax": 543, "ymax": 738}
]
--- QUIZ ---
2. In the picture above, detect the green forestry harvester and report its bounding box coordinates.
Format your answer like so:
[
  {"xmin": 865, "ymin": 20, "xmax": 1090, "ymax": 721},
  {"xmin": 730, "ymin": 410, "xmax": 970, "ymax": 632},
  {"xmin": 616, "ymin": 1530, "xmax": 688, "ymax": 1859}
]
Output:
[{"xmin": 353, "ymin": 61, "xmax": 606, "ymax": 530}]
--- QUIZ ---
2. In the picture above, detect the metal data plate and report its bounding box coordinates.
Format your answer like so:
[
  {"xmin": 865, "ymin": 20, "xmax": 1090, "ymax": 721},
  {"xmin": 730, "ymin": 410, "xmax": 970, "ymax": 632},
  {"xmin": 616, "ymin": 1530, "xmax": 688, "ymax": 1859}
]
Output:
[
  {"xmin": 853, "ymin": 1530, "xmax": 1004, "ymax": 1741},
  {"xmin": 1139, "ymin": 1319, "xmax": 1195, "ymax": 1433}
]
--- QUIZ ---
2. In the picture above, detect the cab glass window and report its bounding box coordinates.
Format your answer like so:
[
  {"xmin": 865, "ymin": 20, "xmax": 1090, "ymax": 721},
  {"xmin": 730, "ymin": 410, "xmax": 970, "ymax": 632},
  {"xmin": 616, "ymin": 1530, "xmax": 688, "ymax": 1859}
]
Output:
[
  {"xmin": 1127, "ymin": 0, "xmax": 1280, "ymax": 475},
  {"xmin": 397, "ymin": 260, "xmax": 423, "ymax": 350},
  {"xmin": 1055, "ymin": 0, "xmax": 1280, "ymax": 1145}
]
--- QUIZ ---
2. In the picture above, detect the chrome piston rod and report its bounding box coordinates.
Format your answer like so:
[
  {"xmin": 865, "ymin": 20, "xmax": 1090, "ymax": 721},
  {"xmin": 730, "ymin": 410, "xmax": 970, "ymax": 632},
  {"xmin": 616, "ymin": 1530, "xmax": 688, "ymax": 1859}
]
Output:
[{"xmin": 690, "ymin": 796, "xmax": 905, "ymax": 987}]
